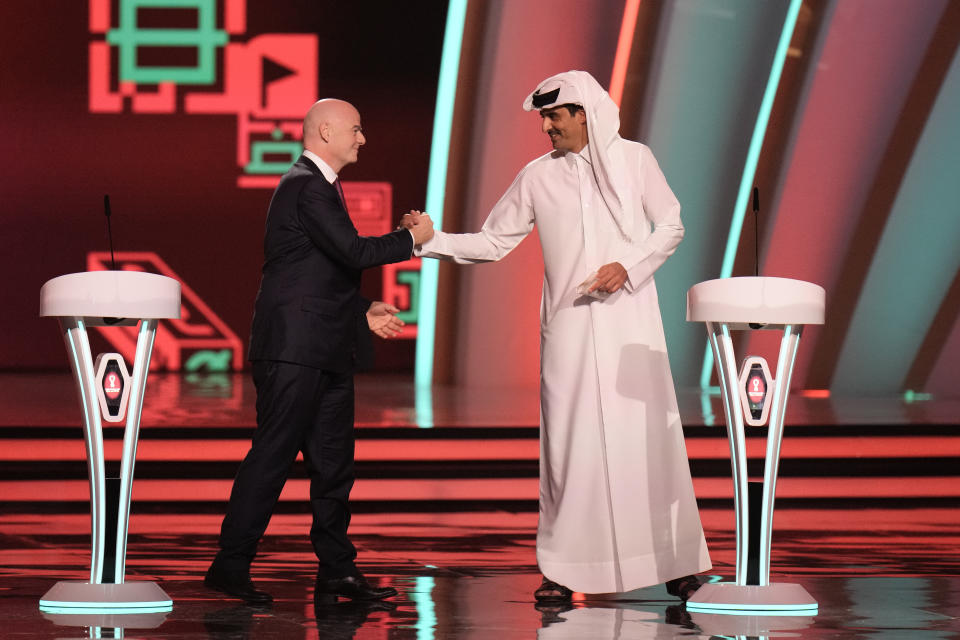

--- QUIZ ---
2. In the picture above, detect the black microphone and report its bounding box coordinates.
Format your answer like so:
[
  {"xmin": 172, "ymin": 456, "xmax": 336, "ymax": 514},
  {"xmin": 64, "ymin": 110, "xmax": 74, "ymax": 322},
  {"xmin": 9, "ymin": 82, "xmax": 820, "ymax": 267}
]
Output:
[
  {"xmin": 102, "ymin": 194, "xmax": 124, "ymax": 325},
  {"xmin": 749, "ymin": 186, "xmax": 763, "ymax": 328},
  {"xmin": 104, "ymin": 194, "xmax": 117, "ymax": 271}
]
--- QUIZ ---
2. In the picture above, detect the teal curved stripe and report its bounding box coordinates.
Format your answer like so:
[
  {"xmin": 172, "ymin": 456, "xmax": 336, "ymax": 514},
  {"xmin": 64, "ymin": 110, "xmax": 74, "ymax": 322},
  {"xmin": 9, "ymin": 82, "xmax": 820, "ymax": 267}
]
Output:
[
  {"xmin": 699, "ymin": 0, "xmax": 803, "ymax": 389},
  {"xmin": 415, "ymin": 0, "xmax": 469, "ymax": 389}
]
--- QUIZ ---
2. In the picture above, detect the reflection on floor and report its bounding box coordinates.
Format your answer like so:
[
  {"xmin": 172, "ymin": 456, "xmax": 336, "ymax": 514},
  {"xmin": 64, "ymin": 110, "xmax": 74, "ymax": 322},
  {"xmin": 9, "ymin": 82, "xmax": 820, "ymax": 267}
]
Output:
[
  {"xmin": 0, "ymin": 373, "xmax": 958, "ymax": 638},
  {"xmin": 3, "ymin": 510, "xmax": 960, "ymax": 639}
]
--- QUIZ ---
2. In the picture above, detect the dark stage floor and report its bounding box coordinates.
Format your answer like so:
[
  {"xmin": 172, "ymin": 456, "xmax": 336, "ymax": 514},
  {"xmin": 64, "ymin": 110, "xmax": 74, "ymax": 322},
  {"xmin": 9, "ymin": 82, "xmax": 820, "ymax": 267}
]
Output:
[{"xmin": 1, "ymin": 373, "xmax": 958, "ymax": 638}]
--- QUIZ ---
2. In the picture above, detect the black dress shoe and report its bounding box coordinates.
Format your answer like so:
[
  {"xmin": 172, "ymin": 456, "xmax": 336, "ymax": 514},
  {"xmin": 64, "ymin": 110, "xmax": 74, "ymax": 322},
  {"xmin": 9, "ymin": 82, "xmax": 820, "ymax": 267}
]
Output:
[
  {"xmin": 315, "ymin": 574, "xmax": 398, "ymax": 601},
  {"xmin": 665, "ymin": 575, "xmax": 701, "ymax": 602},
  {"xmin": 204, "ymin": 565, "xmax": 273, "ymax": 604},
  {"xmin": 534, "ymin": 577, "xmax": 573, "ymax": 603},
  {"xmin": 534, "ymin": 599, "xmax": 574, "ymax": 624}
]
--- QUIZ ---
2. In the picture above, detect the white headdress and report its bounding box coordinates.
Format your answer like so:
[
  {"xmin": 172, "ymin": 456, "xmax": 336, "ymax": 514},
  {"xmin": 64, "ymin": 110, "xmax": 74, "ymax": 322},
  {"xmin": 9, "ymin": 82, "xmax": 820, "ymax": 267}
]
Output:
[{"xmin": 523, "ymin": 70, "xmax": 635, "ymax": 241}]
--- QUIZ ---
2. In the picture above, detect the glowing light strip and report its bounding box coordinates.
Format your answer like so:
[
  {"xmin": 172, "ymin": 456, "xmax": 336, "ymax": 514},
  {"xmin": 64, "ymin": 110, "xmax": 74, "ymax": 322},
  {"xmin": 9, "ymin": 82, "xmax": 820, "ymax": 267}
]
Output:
[
  {"xmin": 609, "ymin": 0, "xmax": 641, "ymax": 106},
  {"xmin": 67, "ymin": 322, "xmax": 106, "ymax": 585},
  {"xmin": 9, "ymin": 476, "xmax": 957, "ymax": 501},
  {"xmin": 39, "ymin": 602, "xmax": 173, "ymax": 614},
  {"xmin": 415, "ymin": 0, "xmax": 469, "ymax": 389},
  {"xmin": 10, "ymin": 434, "xmax": 960, "ymax": 460},
  {"xmin": 759, "ymin": 325, "xmax": 801, "ymax": 585},
  {"xmin": 699, "ymin": 0, "xmax": 803, "ymax": 389},
  {"xmin": 416, "ymin": 385, "xmax": 434, "ymax": 429},
  {"xmin": 413, "ymin": 576, "xmax": 437, "ymax": 639},
  {"xmin": 712, "ymin": 324, "xmax": 749, "ymax": 585},
  {"xmin": 686, "ymin": 603, "xmax": 818, "ymax": 615},
  {"xmin": 116, "ymin": 320, "xmax": 157, "ymax": 582},
  {"xmin": 39, "ymin": 600, "xmax": 173, "ymax": 609}
]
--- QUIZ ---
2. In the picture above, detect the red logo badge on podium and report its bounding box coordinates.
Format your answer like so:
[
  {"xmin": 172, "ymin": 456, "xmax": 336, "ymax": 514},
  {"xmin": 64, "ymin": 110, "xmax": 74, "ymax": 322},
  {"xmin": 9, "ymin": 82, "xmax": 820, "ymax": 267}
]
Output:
[
  {"xmin": 94, "ymin": 353, "xmax": 131, "ymax": 422},
  {"xmin": 738, "ymin": 356, "xmax": 774, "ymax": 426}
]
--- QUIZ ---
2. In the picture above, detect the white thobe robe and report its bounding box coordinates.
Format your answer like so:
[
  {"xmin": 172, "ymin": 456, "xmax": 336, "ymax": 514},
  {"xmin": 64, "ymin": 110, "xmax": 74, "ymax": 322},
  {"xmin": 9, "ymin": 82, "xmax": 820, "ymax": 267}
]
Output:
[{"xmin": 417, "ymin": 140, "xmax": 711, "ymax": 593}]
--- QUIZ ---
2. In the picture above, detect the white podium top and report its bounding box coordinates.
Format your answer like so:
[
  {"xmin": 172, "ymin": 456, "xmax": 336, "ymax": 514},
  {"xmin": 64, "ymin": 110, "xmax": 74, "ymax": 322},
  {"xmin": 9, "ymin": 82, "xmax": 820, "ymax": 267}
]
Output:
[
  {"xmin": 40, "ymin": 271, "xmax": 181, "ymax": 319},
  {"xmin": 686, "ymin": 277, "xmax": 824, "ymax": 326}
]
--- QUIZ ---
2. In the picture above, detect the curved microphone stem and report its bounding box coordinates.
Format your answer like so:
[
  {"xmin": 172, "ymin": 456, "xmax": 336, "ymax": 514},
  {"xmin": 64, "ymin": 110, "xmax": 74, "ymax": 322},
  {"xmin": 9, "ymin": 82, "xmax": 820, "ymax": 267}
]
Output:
[{"xmin": 104, "ymin": 194, "xmax": 116, "ymax": 270}]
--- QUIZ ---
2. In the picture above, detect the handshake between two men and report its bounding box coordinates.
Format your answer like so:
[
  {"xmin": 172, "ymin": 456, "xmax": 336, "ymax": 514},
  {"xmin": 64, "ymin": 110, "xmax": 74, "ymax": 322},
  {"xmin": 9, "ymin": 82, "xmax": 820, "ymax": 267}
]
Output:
[
  {"xmin": 399, "ymin": 209, "xmax": 434, "ymax": 245},
  {"xmin": 397, "ymin": 208, "xmax": 628, "ymax": 295}
]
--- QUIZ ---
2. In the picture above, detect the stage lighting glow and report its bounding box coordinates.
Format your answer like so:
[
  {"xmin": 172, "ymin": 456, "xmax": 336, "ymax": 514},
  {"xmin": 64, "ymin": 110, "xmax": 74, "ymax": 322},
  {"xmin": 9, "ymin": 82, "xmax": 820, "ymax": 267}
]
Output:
[
  {"xmin": 416, "ymin": 384, "xmax": 434, "ymax": 429},
  {"xmin": 609, "ymin": 0, "xmax": 641, "ymax": 106},
  {"xmin": 413, "ymin": 576, "xmax": 437, "ymax": 639},
  {"xmin": 416, "ymin": 0, "xmax": 469, "ymax": 388}
]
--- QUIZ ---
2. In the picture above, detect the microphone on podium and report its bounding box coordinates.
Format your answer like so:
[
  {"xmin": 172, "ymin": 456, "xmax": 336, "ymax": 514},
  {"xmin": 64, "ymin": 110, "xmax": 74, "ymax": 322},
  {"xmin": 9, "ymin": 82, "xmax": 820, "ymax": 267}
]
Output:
[
  {"xmin": 104, "ymin": 194, "xmax": 117, "ymax": 271},
  {"xmin": 749, "ymin": 187, "xmax": 762, "ymax": 329},
  {"xmin": 102, "ymin": 195, "xmax": 124, "ymax": 325}
]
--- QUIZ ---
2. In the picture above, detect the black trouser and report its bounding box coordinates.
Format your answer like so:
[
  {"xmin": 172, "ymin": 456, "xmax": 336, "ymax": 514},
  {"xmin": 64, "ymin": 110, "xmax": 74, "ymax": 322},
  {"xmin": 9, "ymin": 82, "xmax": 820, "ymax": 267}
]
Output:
[{"xmin": 215, "ymin": 360, "xmax": 358, "ymax": 577}]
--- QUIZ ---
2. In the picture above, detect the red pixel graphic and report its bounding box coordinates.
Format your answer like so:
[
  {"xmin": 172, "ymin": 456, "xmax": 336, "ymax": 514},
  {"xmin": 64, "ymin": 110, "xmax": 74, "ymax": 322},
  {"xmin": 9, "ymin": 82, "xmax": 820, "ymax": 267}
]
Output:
[
  {"xmin": 87, "ymin": 0, "xmax": 316, "ymax": 188},
  {"xmin": 85, "ymin": 1, "xmax": 421, "ymax": 351},
  {"xmin": 87, "ymin": 252, "xmax": 245, "ymax": 372}
]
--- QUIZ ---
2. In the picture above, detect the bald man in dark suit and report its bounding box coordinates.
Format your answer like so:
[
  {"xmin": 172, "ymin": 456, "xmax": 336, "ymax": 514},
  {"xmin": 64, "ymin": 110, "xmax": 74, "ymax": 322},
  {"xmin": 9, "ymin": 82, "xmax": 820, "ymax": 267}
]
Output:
[{"xmin": 205, "ymin": 99, "xmax": 434, "ymax": 604}]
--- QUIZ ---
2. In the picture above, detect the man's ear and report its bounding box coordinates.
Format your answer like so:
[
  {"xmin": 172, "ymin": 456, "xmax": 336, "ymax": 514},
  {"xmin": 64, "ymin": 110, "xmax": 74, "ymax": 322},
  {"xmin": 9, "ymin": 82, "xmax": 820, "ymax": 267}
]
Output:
[
  {"xmin": 576, "ymin": 110, "xmax": 587, "ymax": 125},
  {"xmin": 318, "ymin": 123, "xmax": 330, "ymax": 143}
]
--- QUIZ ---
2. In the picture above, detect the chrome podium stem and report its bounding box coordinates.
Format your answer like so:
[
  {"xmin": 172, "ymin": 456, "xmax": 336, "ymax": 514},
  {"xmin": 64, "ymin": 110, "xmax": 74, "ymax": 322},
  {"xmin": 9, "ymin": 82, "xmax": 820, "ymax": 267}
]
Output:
[
  {"xmin": 61, "ymin": 318, "xmax": 106, "ymax": 585},
  {"xmin": 759, "ymin": 324, "xmax": 802, "ymax": 585},
  {"xmin": 707, "ymin": 321, "xmax": 750, "ymax": 585},
  {"xmin": 115, "ymin": 319, "xmax": 157, "ymax": 583}
]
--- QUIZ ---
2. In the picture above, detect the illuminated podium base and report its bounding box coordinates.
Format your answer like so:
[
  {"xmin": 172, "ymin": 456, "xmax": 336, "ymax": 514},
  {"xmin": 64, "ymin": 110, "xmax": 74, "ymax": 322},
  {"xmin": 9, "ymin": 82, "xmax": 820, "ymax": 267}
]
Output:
[
  {"xmin": 39, "ymin": 580, "xmax": 172, "ymax": 614},
  {"xmin": 687, "ymin": 582, "xmax": 818, "ymax": 615}
]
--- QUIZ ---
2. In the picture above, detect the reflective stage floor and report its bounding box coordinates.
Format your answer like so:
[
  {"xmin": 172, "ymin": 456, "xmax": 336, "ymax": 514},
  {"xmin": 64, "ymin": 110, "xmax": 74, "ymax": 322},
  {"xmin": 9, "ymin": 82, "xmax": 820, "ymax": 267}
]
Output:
[
  {"xmin": 3, "ymin": 510, "xmax": 959, "ymax": 639},
  {"xmin": 1, "ymin": 373, "xmax": 958, "ymax": 638}
]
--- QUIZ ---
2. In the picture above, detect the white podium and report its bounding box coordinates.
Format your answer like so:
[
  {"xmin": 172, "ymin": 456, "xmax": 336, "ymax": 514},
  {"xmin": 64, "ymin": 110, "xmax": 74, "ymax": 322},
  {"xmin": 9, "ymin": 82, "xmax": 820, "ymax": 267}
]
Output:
[
  {"xmin": 38, "ymin": 271, "xmax": 180, "ymax": 614},
  {"xmin": 685, "ymin": 277, "xmax": 824, "ymax": 615}
]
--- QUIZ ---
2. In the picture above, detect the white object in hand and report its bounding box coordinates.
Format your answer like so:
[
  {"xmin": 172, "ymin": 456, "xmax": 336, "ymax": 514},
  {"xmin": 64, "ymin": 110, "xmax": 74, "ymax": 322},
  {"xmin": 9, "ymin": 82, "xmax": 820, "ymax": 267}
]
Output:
[{"xmin": 576, "ymin": 271, "xmax": 611, "ymax": 299}]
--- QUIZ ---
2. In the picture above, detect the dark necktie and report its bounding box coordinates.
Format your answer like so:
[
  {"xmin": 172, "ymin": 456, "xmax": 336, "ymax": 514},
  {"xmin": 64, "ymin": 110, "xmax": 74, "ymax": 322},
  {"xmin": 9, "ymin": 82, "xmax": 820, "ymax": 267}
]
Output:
[{"xmin": 333, "ymin": 178, "xmax": 349, "ymax": 214}]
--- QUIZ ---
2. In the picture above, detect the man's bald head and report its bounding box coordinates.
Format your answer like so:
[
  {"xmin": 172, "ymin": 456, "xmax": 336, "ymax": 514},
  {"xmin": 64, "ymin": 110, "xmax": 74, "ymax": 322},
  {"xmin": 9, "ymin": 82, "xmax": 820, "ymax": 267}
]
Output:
[{"xmin": 302, "ymin": 99, "xmax": 366, "ymax": 172}]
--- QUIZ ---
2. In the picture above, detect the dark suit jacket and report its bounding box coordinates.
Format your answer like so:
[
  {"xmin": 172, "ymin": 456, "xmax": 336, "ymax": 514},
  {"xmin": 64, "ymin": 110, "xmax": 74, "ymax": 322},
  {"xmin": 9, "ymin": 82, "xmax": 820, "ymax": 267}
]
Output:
[{"xmin": 248, "ymin": 155, "xmax": 413, "ymax": 372}]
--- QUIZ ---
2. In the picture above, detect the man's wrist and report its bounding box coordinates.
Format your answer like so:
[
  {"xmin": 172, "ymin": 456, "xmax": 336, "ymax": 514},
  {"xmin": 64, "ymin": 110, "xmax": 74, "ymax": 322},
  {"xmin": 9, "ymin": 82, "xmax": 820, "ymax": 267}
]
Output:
[{"xmin": 406, "ymin": 228, "xmax": 417, "ymax": 256}]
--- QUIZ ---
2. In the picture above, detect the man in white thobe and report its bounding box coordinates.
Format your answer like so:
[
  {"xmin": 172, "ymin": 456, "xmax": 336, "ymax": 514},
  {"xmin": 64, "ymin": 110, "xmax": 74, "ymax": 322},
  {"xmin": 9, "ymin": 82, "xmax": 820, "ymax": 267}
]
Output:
[{"xmin": 405, "ymin": 70, "xmax": 711, "ymax": 601}]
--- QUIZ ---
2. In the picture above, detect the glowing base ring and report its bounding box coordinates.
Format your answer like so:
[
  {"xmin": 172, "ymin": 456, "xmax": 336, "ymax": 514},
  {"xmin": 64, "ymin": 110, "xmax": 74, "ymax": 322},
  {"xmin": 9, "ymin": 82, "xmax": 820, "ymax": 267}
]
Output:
[
  {"xmin": 686, "ymin": 582, "xmax": 818, "ymax": 616},
  {"xmin": 39, "ymin": 581, "xmax": 172, "ymax": 614}
]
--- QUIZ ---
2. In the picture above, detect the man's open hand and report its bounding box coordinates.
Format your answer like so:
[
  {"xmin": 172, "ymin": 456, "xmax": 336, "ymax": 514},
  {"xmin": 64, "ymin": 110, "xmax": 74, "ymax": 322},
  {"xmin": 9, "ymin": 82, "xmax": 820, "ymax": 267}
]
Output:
[{"xmin": 366, "ymin": 301, "xmax": 405, "ymax": 338}]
